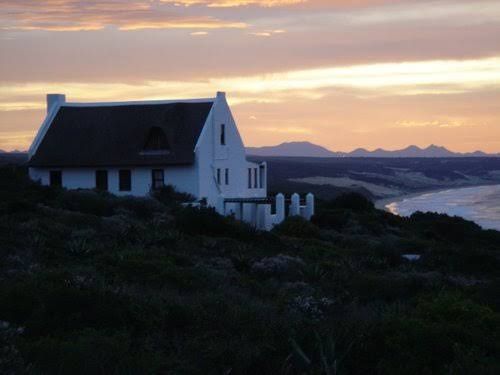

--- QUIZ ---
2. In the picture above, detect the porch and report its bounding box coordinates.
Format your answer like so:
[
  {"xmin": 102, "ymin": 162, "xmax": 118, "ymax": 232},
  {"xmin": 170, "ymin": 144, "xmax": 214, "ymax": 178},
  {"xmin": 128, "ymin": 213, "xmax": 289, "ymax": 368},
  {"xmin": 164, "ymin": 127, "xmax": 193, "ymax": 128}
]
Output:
[{"xmin": 216, "ymin": 193, "xmax": 315, "ymax": 231}]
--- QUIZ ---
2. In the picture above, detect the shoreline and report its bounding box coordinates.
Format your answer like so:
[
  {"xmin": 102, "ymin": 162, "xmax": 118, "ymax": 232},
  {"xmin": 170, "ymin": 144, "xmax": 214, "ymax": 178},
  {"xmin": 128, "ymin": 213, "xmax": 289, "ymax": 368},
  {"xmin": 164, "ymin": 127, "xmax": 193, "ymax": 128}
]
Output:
[{"xmin": 374, "ymin": 182, "xmax": 500, "ymax": 213}]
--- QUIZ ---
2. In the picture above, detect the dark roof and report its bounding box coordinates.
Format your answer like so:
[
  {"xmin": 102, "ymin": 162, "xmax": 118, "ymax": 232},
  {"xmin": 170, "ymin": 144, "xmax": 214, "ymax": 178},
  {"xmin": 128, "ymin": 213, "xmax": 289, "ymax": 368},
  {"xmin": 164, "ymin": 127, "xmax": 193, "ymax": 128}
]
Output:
[{"xmin": 29, "ymin": 101, "xmax": 214, "ymax": 167}]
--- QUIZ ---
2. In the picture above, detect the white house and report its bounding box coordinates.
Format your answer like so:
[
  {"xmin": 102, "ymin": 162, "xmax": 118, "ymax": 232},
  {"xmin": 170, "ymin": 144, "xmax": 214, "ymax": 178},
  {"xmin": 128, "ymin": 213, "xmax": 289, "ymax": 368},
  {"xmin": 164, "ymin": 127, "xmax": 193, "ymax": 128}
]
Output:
[{"xmin": 28, "ymin": 92, "xmax": 314, "ymax": 230}]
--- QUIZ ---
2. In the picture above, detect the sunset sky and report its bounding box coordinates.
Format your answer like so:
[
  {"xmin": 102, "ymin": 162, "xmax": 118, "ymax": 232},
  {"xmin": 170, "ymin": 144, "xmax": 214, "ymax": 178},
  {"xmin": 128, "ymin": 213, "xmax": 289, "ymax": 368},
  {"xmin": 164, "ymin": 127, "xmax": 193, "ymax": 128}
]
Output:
[{"xmin": 1, "ymin": 0, "xmax": 500, "ymax": 152}]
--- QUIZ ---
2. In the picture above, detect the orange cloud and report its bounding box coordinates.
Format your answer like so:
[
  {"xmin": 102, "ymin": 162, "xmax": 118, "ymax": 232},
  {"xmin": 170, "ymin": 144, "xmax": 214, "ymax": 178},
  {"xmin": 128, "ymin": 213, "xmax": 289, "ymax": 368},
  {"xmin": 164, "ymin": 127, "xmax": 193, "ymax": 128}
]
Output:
[
  {"xmin": 0, "ymin": 0, "xmax": 247, "ymax": 31},
  {"xmin": 161, "ymin": 0, "xmax": 403, "ymax": 7},
  {"xmin": 1, "ymin": 0, "xmax": 490, "ymax": 32},
  {"xmin": 160, "ymin": 0, "xmax": 305, "ymax": 6}
]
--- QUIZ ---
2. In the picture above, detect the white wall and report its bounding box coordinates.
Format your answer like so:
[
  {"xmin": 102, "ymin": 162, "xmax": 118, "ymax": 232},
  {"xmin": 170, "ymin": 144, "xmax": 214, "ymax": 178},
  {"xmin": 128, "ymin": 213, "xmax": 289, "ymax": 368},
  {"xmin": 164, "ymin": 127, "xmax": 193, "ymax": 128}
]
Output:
[
  {"xmin": 195, "ymin": 92, "xmax": 267, "ymax": 206},
  {"xmin": 29, "ymin": 165, "xmax": 198, "ymax": 197}
]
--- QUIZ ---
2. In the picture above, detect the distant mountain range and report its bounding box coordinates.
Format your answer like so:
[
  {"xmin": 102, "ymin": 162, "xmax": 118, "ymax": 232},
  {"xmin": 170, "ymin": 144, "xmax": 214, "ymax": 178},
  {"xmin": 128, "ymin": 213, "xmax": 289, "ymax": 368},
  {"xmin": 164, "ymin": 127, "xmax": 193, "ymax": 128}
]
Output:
[
  {"xmin": 246, "ymin": 142, "xmax": 341, "ymax": 158},
  {"xmin": 1, "ymin": 144, "xmax": 497, "ymax": 158},
  {"xmin": 246, "ymin": 142, "xmax": 500, "ymax": 158},
  {"xmin": 0, "ymin": 150, "xmax": 27, "ymax": 154}
]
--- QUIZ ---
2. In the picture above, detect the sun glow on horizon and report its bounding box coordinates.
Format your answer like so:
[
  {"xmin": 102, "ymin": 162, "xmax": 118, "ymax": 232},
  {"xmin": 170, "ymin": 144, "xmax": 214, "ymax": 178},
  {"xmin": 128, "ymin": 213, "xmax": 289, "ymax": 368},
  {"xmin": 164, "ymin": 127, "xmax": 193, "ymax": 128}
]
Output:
[{"xmin": 2, "ymin": 56, "xmax": 499, "ymax": 113}]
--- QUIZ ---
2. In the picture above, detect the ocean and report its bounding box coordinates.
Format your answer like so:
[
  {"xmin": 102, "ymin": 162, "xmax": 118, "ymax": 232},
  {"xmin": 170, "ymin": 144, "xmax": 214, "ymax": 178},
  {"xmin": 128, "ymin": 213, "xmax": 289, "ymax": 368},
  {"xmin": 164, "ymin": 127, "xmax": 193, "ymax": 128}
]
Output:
[{"xmin": 385, "ymin": 185, "xmax": 500, "ymax": 231}]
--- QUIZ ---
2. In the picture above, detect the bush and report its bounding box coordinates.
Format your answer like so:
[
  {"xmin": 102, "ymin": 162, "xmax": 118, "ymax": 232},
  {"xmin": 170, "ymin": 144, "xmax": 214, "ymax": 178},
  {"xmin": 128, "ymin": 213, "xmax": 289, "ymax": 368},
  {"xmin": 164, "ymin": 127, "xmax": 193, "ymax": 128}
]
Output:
[
  {"xmin": 273, "ymin": 216, "xmax": 320, "ymax": 238},
  {"xmin": 21, "ymin": 329, "xmax": 165, "ymax": 374},
  {"xmin": 409, "ymin": 211, "xmax": 482, "ymax": 243},
  {"xmin": 0, "ymin": 274, "xmax": 139, "ymax": 337},
  {"xmin": 52, "ymin": 190, "xmax": 117, "ymax": 216},
  {"xmin": 351, "ymin": 292, "xmax": 500, "ymax": 374},
  {"xmin": 152, "ymin": 185, "xmax": 195, "ymax": 207},
  {"xmin": 99, "ymin": 250, "xmax": 204, "ymax": 290},
  {"xmin": 0, "ymin": 321, "xmax": 26, "ymax": 374},
  {"xmin": 115, "ymin": 196, "xmax": 165, "ymax": 219},
  {"xmin": 175, "ymin": 206, "xmax": 254, "ymax": 239},
  {"xmin": 312, "ymin": 209, "xmax": 350, "ymax": 230},
  {"xmin": 1, "ymin": 166, "xmax": 500, "ymax": 374},
  {"xmin": 327, "ymin": 192, "xmax": 375, "ymax": 212}
]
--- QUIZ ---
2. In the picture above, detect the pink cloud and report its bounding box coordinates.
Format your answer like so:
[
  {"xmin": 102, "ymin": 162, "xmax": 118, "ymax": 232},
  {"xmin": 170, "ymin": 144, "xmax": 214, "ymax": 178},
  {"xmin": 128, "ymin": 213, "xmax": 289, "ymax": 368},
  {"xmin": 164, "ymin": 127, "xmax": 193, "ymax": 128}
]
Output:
[{"xmin": 0, "ymin": 0, "xmax": 247, "ymax": 31}]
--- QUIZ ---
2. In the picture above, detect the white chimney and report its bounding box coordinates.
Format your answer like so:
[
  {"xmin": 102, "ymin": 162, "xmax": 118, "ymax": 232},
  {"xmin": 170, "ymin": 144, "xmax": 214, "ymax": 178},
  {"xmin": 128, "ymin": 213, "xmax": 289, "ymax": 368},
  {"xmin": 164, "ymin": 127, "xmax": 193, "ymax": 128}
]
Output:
[{"xmin": 46, "ymin": 94, "xmax": 66, "ymax": 114}]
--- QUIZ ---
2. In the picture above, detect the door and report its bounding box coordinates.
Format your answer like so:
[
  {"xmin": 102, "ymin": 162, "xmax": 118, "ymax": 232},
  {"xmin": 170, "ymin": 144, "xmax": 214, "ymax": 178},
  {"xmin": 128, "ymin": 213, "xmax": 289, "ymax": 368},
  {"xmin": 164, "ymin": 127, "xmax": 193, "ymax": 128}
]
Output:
[{"xmin": 95, "ymin": 170, "xmax": 108, "ymax": 191}]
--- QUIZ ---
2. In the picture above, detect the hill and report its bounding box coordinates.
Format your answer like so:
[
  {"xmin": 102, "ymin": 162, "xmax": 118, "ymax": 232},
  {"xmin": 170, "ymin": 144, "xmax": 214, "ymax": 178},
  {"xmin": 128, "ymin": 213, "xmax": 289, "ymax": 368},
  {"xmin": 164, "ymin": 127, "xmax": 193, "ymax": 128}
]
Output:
[
  {"xmin": 247, "ymin": 142, "xmax": 500, "ymax": 158},
  {"xmin": 347, "ymin": 144, "xmax": 498, "ymax": 158},
  {"xmin": 246, "ymin": 141, "xmax": 340, "ymax": 157},
  {"xmin": 0, "ymin": 151, "xmax": 28, "ymax": 166},
  {"xmin": 0, "ymin": 166, "xmax": 499, "ymax": 374}
]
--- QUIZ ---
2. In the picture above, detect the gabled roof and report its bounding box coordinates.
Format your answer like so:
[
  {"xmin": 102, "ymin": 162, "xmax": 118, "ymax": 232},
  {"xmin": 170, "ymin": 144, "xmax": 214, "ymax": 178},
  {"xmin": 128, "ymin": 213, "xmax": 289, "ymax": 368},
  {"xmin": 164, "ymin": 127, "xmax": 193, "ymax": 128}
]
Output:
[{"xmin": 28, "ymin": 101, "xmax": 214, "ymax": 167}]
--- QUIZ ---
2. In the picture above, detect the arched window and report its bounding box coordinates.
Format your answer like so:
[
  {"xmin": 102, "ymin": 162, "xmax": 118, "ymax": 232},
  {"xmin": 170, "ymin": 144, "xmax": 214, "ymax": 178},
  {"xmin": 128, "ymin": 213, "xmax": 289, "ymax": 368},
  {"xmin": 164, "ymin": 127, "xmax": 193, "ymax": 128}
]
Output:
[{"xmin": 143, "ymin": 127, "xmax": 170, "ymax": 153}]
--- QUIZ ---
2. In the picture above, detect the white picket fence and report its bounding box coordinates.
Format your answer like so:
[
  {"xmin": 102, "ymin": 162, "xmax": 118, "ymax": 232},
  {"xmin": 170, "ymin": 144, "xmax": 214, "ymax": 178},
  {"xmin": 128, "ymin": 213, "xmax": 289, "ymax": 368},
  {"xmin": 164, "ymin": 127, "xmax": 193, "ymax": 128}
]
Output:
[{"xmin": 217, "ymin": 193, "xmax": 315, "ymax": 231}]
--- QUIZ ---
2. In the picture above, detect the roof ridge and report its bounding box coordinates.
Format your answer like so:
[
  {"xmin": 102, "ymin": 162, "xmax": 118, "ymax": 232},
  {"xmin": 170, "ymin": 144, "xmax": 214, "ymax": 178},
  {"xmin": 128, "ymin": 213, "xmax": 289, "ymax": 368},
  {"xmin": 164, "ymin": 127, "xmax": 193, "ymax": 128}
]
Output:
[{"xmin": 63, "ymin": 98, "xmax": 215, "ymax": 108}]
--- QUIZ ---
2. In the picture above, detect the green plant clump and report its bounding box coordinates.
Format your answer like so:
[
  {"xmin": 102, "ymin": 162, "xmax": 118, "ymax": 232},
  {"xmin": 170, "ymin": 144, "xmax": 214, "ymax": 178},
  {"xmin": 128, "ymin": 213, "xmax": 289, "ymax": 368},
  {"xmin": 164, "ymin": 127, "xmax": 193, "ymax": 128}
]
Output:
[{"xmin": 0, "ymin": 167, "xmax": 498, "ymax": 374}]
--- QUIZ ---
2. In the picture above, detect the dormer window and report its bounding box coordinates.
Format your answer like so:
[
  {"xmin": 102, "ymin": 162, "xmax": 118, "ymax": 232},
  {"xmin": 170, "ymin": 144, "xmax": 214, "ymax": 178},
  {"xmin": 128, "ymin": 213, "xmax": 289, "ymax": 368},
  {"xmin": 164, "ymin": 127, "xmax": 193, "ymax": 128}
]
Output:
[
  {"xmin": 220, "ymin": 124, "xmax": 226, "ymax": 145},
  {"xmin": 142, "ymin": 126, "xmax": 170, "ymax": 155}
]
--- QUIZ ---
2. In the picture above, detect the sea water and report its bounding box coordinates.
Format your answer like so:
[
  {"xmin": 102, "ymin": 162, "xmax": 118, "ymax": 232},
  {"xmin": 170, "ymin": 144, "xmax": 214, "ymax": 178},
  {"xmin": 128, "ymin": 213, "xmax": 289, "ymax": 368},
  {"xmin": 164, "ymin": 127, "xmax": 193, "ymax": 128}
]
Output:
[{"xmin": 386, "ymin": 185, "xmax": 500, "ymax": 231}]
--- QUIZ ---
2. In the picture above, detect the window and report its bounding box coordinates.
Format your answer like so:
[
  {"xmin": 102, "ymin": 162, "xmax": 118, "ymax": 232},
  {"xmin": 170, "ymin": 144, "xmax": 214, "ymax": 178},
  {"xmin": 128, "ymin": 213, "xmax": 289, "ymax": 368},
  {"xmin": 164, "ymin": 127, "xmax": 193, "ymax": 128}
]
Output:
[
  {"xmin": 143, "ymin": 127, "xmax": 170, "ymax": 153},
  {"xmin": 248, "ymin": 168, "xmax": 252, "ymax": 189},
  {"xmin": 152, "ymin": 169, "xmax": 164, "ymax": 190},
  {"xmin": 216, "ymin": 168, "xmax": 221, "ymax": 185},
  {"xmin": 254, "ymin": 168, "xmax": 258, "ymax": 188},
  {"xmin": 49, "ymin": 170, "xmax": 62, "ymax": 187},
  {"xmin": 119, "ymin": 169, "xmax": 131, "ymax": 191},
  {"xmin": 225, "ymin": 168, "xmax": 229, "ymax": 185},
  {"xmin": 95, "ymin": 170, "xmax": 108, "ymax": 191},
  {"xmin": 220, "ymin": 124, "xmax": 226, "ymax": 145},
  {"xmin": 259, "ymin": 165, "xmax": 265, "ymax": 189}
]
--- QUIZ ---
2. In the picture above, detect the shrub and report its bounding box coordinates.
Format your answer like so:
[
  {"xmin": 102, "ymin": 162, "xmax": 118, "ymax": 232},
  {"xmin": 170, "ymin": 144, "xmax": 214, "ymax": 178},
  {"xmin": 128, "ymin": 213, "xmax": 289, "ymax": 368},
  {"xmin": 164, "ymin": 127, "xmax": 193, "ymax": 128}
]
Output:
[
  {"xmin": 312, "ymin": 209, "xmax": 350, "ymax": 230},
  {"xmin": 251, "ymin": 254, "xmax": 305, "ymax": 278},
  {"xmin": 327, "ymin": 192, "xmax": 375, "ymax": 212},
  {"xmin": 175, "ymin": 206, "xmax": 254, "ymax": 239},
  {"xmin": 0, "ymin": 321, "xmax": 26, "ymax": 374},
  {"xmin": 348, "ymin": 273, "xmax": 426, "ymax": 302},
  {"xmin": 1, "ymin": 165, "xmax": 500, "ymax": 374},
  {"xmin": 52, "ymin": 190, "xmax": 117, "ymax": 216},
  {"xmin": 351, "ymin": 292, "xmax": 500, "ymax": 374},
  {"xmin": 409, "ymin": 211, "xmax": 482, "ymax": 243},
  {"xmin": 273, "ymin": 216, "xmax": 320, "ymax": 238},
  {"xmin": 152, "ymin": 185, "xmax": 195, "ymax": 207},
  {"xmin": 21, "ymin": 329, "xmax": 165, "ymax": 374},
  {"xmin": 0, "ymin": 273, "xmax": 140, "ymax": 337},
  {"xmin": 99, "ymin": 251, "xmax": 204, "ymax": 290},
  {"xmin": 115, "ymin": 196, "xmax": 165, "ymax": 219}
]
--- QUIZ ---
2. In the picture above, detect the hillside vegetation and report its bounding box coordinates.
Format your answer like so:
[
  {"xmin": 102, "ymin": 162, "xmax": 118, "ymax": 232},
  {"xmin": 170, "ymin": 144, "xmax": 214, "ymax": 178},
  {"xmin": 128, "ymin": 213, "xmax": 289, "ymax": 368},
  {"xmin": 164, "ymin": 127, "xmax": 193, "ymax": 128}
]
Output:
[{"xmin": 1, "ymin": 167, "xmax": 499, "ymax": 374}]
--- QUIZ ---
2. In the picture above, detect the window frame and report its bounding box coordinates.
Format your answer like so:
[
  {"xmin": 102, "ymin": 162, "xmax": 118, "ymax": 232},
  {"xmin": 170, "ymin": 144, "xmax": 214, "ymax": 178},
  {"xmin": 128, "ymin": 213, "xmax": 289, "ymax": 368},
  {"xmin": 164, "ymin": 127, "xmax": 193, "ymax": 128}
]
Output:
[
  {"xmin": 259, "ymin": 165, "xmax": 265, "ymax": 189},
  {"xmin": 49, "ymin": 170, "xmax": 62, "ymax": 187},
  {"xmin": 151, "ymin": 169, "xmax": 165, "ymax": 190},
  {"xmin": 220, "ymin": 124, "xmax": 226, "ymax": 145},
  {"xmin": 248, "ymin": 168, "xmax": 252, "ymax": 189},
  {"xmin": 119, "ymin": 169, "xmax": 132, "ymax": 192},
  {"xmin": 216, "ymin": 168, "xmax": 221, "ymax": 185},
  {"xmin": 225, "ymin": 168, "xmax": 229, "ymax": 185},
  {"xmin": 95, "ymin": 170, "xmax": 108, "ymax": 191},
  {"xmin": 254, "ymin": 167, "xmax": 258, "ymax": 188},
  {"xmin": 142, "ymin": 127, "xmax": 170, "ymax": 154}
]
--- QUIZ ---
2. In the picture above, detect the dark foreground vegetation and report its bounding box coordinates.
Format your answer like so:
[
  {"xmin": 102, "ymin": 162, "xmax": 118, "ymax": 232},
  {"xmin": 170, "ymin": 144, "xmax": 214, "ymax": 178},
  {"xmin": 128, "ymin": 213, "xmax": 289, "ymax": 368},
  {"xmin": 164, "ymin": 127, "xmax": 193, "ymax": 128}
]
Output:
[{"xmin": 1, "ymin": 166, "xmax": 499, "ymax": 374}]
